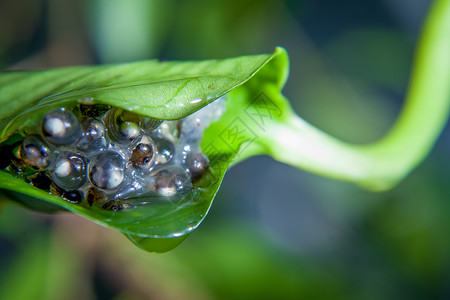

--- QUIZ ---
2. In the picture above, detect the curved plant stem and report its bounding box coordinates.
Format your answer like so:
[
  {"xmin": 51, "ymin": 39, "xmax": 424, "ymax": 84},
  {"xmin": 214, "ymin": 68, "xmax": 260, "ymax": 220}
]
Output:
[{"xmin": 263, "ymin": 0, "xmax": 450, "ymax": 191}]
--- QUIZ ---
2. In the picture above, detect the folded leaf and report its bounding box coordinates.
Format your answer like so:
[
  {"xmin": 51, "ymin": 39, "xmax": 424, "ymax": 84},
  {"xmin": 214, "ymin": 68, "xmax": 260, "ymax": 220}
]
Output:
[{"xmin": 0, "ymin": 47, "xmax": 289, "ymax": 252}]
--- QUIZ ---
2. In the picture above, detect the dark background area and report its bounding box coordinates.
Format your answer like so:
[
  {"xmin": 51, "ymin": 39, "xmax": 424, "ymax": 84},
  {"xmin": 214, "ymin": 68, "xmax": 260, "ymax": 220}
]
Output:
[{"xmin": 1, "ymin": 0, "xmax": 450, "ymax": 299}]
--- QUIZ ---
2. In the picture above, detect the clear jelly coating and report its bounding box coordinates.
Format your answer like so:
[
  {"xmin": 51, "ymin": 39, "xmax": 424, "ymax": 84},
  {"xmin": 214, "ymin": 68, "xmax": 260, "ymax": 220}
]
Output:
[{"xmin": 1, "ymin": 99, "xmax": 224, "ymax": 212}]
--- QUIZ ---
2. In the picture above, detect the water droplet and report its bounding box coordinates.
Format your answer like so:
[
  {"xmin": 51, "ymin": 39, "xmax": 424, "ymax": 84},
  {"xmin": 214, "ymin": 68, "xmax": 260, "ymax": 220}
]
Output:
[{"xmin": 189, "ymin": 98, "xmax": 201, "ymax": 104}]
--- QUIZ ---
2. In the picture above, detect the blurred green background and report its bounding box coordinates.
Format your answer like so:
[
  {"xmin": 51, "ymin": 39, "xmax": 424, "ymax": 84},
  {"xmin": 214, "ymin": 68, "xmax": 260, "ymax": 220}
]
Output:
[{"xmin": 1, "ymin": 0, "xmax": 450, "ymax": 299}]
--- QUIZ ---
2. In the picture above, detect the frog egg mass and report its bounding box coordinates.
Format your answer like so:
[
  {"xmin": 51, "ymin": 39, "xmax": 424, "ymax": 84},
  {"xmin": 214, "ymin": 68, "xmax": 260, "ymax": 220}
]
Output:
[{"xmin": 1, "ymin": 100, "xmax": 222, "ymax": 212}]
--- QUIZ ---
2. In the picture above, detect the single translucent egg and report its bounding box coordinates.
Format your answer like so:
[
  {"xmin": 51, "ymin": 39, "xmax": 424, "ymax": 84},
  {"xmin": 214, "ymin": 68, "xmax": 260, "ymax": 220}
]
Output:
[
  {"xmin": 42, "ymin": 109, "xmax": 81, "ymax": 145},
  {"xmin": 130, "ymin": 142, "xmax": 155, "ymax": 169},
  {"xmin": 51, "ymin": 151, "xmax": 87, "ymax": 190},
  {"xmin": 105, "ymin": 108, "xmax": 142, "ymax": 143},
  {"xmin": 20, "ymin": 136, "xmax": 52, "ymax": 170},
  {"xmin": 184, "ymin": 152, "xmax": 210, "ymax": 183},
  {"xmin": 152, "ymin": 137, "xmax": 175, "ymax": 164},
  {"xmin": 77, "ymin": 118, "xmax": 107, "ymax": 151},
  {"xmin": 142, "ymin": 117, "xmax": 163, "ymax": 133},
  {"xmin": 89, "ymin": 151, "xmax": 125, "ymax": 190},
  {"xmin": 152, "ymin": 167, "xmax": 191, "ymax": 197}
]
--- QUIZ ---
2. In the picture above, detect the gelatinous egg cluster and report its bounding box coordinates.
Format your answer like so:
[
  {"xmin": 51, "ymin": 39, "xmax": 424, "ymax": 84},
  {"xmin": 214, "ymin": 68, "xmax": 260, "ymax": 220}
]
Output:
[{"xmin": 1, "ymin": 100, "xmax": 223, "ymax": 212}]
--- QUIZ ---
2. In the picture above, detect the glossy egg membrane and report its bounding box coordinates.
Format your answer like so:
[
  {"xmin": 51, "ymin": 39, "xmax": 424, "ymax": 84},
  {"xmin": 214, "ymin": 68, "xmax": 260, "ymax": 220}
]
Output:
[{"xmin": 1, "ymin": 100, "xmax": 224, "ymax": 219}]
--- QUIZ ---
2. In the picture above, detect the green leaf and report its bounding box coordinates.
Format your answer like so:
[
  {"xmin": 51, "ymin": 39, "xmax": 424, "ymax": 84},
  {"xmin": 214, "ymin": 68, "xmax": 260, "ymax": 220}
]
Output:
[
  {"xmin": 0, "ymin": 48, "xmax": 289, "ymax": 250},
  {"xmin": 201, "ymin": 46, "xmax": 291, "ymax": 173},
  {"xmin": 0, "ymin": 49, "xmax": 285, "ymax": 138}
]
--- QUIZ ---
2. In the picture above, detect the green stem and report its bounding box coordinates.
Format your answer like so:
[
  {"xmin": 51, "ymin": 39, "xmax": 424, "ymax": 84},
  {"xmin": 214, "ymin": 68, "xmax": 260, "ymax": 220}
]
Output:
[{"xmin": 263, "ymin": 0, "xmax": 450, "ymax": 191}]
